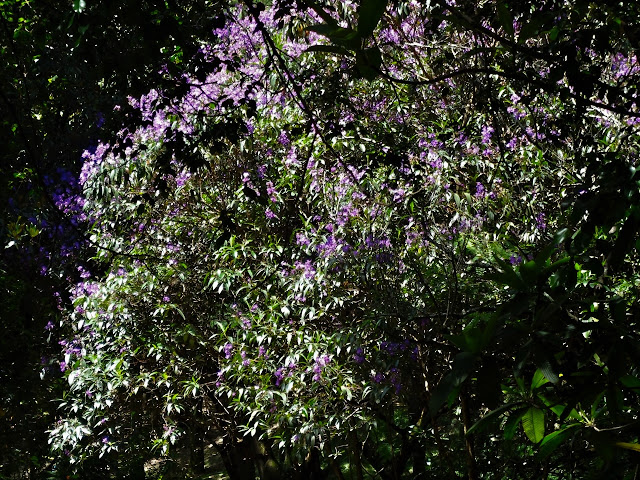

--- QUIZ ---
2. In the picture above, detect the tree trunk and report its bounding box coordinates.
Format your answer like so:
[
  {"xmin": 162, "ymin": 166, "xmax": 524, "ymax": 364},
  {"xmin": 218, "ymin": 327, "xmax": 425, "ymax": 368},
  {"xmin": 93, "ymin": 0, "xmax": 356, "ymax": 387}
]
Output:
[
  {"xmin": 460, "ymin": 392, "xmax": 478, "ymax": 480},
  {"xmin": 215, "ymin": 437, "xmax": 257, "ymax": 480},
  {"xmin": 348, "ymin": 430, "xmax": 364, "ymax": 480},
  {"xmin": 253, "ymin": 437, "xmax": 282, "ymax": 480}
]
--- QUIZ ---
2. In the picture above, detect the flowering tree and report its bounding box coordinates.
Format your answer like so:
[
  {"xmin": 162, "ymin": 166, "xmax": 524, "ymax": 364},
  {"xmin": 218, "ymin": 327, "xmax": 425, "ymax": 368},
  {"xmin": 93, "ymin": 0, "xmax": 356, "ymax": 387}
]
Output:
[{"xmin": 46, "ymin": 0, "xmax": 640, "ymax": 478}]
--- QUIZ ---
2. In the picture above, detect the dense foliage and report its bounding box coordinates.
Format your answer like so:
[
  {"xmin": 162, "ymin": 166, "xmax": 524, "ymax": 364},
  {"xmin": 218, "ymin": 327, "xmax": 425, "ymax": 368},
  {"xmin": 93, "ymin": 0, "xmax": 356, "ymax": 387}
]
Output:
[{"xmin": 3, "ymin": 0, "xmax": 640, "ymax": 478}]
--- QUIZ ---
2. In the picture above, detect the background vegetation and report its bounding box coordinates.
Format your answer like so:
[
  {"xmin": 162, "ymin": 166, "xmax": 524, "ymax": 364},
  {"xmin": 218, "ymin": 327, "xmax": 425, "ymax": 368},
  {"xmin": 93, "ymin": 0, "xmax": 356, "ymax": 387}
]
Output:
[{"xmin": 2, "ymin": 0, "xmax": 640, "ymax": 478}]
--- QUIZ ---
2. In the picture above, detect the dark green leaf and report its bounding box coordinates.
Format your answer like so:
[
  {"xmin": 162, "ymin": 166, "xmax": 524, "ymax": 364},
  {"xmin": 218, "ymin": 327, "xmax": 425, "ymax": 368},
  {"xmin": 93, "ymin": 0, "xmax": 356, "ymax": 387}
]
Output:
[
  {"xmin": 496, "ymin": 1, "xmax": 514, "ymax": 37},
  {"xmin": 429, "ymin": 352, "xmax": 477, "ymax": 415},
  {"xmin": 538, "ymin": 359, "xmax": 560, "ymax": 385},
  {"xmin": 538, "ymin": 424, "xmax": 581, "ymax": 459},
  {"xmin": 620, "ymin": 375, "xmax": 640, "ymax": 391},
  {"xmin": 306, "ymin": 24, "xmax": 361, "ymax": 50},
  {"xmin": 357, "ymin": 0, "xmax": 388, "ymax": 37},
  {"xmin": 504, "ymin": 408, "xmax": 528, "ymax": 440},
  {"xmin": 73, "ymin": 0, "xmax": 86, "ymax": 13},
  {"xmin": 467, "ymin": 402, "xmax": 526, "ymax": 436}
]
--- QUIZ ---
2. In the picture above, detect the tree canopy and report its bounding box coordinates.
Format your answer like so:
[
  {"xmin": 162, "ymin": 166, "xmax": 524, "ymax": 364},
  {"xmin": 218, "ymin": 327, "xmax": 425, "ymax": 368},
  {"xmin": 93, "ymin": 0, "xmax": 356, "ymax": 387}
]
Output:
[{"xmin": 2, "ymin": 0, "xmax": 640, "ymax": 479}]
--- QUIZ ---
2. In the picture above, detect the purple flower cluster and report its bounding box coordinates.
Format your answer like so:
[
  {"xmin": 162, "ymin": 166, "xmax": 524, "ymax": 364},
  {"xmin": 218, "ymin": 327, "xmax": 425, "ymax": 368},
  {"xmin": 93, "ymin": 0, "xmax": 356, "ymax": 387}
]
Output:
[
  {"xmin": 311, "ymin": 354, "xmax": 331, "ymax": 382},
  {"xmin": 292, "ymin": 260, "xmax": 316, "ymax": 280},
  {"xmin": 353, "ymin": 348, "xmax": 365, "ymax": 364},
  {"xmin": 380, "ymin": 339, "xmax": 411, "ymax": 356},
  {"xmin": 274, "ymin": 361, "xmax": 296, "ymax": 386}
]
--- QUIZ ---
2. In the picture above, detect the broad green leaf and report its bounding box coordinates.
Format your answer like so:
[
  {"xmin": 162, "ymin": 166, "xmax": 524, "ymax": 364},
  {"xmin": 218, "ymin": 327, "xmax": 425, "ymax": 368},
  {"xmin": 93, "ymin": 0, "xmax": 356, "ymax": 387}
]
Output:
[
  {"xmin": 531, "ymin": 368, "xmax": 550, "ymax": 390},
  {"xmin": 496, "ymin": 1, "xmax": 514, "ymax": 37},
  {"xmin": 357, "ymin": 0, "xmax": 388, "ymax": 37},
  {"xmin": 616, "ymin": 442, "xmax": 640, "ymax": 453},
  {"xmin": 73, "ymin": 0, "xmax": 86, "ymax": 13},
  {"xmin": 538, "ymin": 424, "xmax": 581, "ymax": 458},
  {"xmin": 504, "ymin": 408, "xmax": 528, "ymax": 440},
  {"xmin": 429, "ymin": 352, "xmax": 477, "ymax": 415},
  {"xmin": 355, "ymin": 48, "xmax": 382, "ymax": 80},
  {"xmin": 620, "ymin": 375, "xmax": 640, "ymax": 390},
  {"xmin": 487, "ymin": 256, "xmax": 527, "ymax": 290},
  {"xmin": 467, "ymin": 402, "xmax": 526, "ymax": 436},
  {"xmin": 306, "ymin": 24, "xmax": 361, "ymax": 50},
  {"xmin": 522, "ymin": 407, "xmax": 545, "ymax": 443},
  {"xmin": 538, "ymin": 359, "xmax": 560, "ymax": 385}
]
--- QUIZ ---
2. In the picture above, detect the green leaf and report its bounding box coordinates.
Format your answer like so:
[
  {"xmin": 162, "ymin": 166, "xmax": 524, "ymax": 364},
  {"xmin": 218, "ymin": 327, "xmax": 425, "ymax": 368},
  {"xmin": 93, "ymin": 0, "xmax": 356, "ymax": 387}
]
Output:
[
  {"xmin": 504, "ymin": 408, "xmax": 528, "ymax": 440},
  {"xmin": 467, "ymin": 402, "xmax": 526, "ymax": 436},
  {"xmin": 306, "ymin": 23, "xmax": 344, "ymax": 37},
  {"xmin": 538, "ymin": 358, "xmax": 560, "ymax": 385},
  {"xmin": 357, "ymin": 0, "xmax": 388, "ymax": 37},
  {"xmin": 354, "ymin": 47, "xmax": 382, "ymax": 80},
  {"xmin": 615, "ymin": 442, "xmax": 640, "ymax": 453},
  {"xmin": 531, "ymin": 368, "xmax": 550, "ymax": 390},
  {"xmin": 488, "ymin": 256, "xmax": 527, "ymax": 290},
  {"xmin": 538, "ymin": 424, "xmax": 581, "ymax": 458},
  {"xmin": 496, "ymin": 1, "xmax": 514, "ymax": 37},
  {"xmin": 521, "ymin": 407, "xmax": 545, "ymax": 443},
  {"xmin": 518, "ymin": 260, "xmax": 539, "ymax": 285},
  {"xmin": 620, "ymin": 375, "xmax": 640, "ymax": 391},
  {"xmin": 306, "ymin": 24, "xmax": 361, "ymax": 50},
  {"xmin": 429, "ymin": 352, "xmax": 477, "ymax": 415},
  {"xmin": 73, "ymin": 0, "xmax": 86, "ymax": 13}
]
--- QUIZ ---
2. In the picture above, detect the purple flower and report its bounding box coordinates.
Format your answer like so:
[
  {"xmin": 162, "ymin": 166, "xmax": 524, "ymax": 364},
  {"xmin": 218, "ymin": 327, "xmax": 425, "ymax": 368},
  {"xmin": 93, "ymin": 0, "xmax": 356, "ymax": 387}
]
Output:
[
  {"xmin": 311, "ymin": 354, "xmax": 331, "ymax": 382},
  {"xmin": 278, "ymin": 131, "xmax": 290, "ymax": 146},
  {"xmin": 353, "ymin": 348, "xmax": 364, "ymax": 364},
  {"xmin": 176, "ymin": 171, "xmax": 190, "ymax": 187},
  {"xmin": 294, "ymin": 260, "xmax": 316, "ymax": 279},
  {"xmin": 481, "ymin": 125, "xmax": 494, "ymax": 144},
  {"xmin": 274, "ymin": 367, "xmax": 284, "ymax": 386},
  {"xmin": 215, "ymin": 371, "xmax": 224, "ymax": 387},
  {"xmin": 78, "ymin": 266, "xmax": 91, "ymax": 279},
  {"xmin": 391, "ymin": 188, "xmax": 406, "ymax": 202},
  {"xmin": 45, "ymin": 321, "xmax": 55, "ymax": 331},
  {"xmin": 266, "ymin": 181, "xmax": 278, "ymax": 202},
  {"xmin": 223, "ymin": 342, "xmax": 233, "ymax": 359},
  {"xmin": 317, "ymin": 235, "xmax": 339, "ymax": 257}
]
